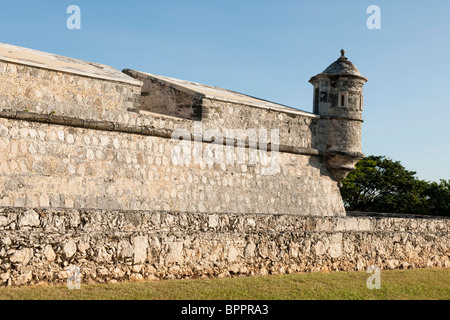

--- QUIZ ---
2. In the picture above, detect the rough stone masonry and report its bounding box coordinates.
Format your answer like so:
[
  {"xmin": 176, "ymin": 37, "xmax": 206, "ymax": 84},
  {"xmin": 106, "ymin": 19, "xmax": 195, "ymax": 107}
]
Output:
[{"xmin": 0, "ymin": 43, "xmax": 448, "ymax": 286}]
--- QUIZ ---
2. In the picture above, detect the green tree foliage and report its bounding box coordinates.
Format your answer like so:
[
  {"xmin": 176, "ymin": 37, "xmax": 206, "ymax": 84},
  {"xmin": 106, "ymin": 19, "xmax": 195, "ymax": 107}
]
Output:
[{"xmin": 340, "ymin": 156, "xmax": 449, "ymax": 216}]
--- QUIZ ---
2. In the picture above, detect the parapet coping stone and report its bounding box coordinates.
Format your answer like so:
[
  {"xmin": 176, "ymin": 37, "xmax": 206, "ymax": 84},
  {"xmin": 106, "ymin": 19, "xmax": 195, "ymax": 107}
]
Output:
[
  {"xmin": 0, "ymin": 42, "xmax": 142, "ymax": 86},
  {"xmin": 124, "ymin": 69, "xmax": 319, "ymax": 119},
  {"xmin": 0, "ymin": 108, "xmax": 322, "ymax": 156},
  {"xmin": 347, "ymin": 211, "xmax": 450, "ymax": 220},
  {"xmin": 1, "ymin": 207, "xmax": 448, "ymax": 234}
]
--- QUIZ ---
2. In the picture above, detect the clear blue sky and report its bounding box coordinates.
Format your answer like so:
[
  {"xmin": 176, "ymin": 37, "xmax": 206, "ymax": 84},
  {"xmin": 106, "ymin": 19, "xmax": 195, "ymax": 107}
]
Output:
[{"xmin": 1, "ymin": 0, "xmax": 449, "ymax": 182}]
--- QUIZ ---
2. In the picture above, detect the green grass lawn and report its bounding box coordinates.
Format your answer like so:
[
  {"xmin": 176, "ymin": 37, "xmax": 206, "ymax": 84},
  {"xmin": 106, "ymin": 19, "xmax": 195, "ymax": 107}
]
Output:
[{"xmin": 0, "ymin": 268, "xmax": 448, "ymax": 300}]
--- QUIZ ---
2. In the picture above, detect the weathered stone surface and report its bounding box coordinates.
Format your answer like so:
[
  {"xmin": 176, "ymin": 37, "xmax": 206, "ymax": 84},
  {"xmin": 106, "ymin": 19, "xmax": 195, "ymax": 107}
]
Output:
[
  {"xmin": 166, "ymin": 241, "xmax": 183, "ymax": 264},
  {"xmin": 43, "ymin": 245, "xmax": 56, "ymax": 262},
  {"xmin": 133, "ymin": 236, "xmax": 148, "ymax": 265},
  {"xmin": 0, "ymin": 208, "xmax": 448, "ymax": 287},
  {"xmin": 2, "ymin": 208, "xmax": 447, "ymax": 234},
  {"xmin": 18, "ymin": 209, "xmax": 40, "ymax": 227},
  {"xmin": 0, "ymin": 43, "xmax": 141, "ymax": 125},
  {"xmin": 9, "ymin": 248, "xmax": 33, "ymax": 266},
  {"xmin": 0, "ymin": 117, "xmax": 344, "ymax": 216},
  {"xmin": 62, "ymin": 240, "xmax": 77, "ymax": 259}
]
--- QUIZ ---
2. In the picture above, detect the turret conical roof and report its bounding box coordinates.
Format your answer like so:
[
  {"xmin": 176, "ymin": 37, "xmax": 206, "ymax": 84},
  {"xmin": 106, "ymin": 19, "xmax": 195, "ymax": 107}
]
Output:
[
  {"xmin": 322, "ymin": 49, "xmax": 363, "ymax": 76},
  {"xmin": 309, "ymin": 49, "xmax": 367, "ymax": 83}
]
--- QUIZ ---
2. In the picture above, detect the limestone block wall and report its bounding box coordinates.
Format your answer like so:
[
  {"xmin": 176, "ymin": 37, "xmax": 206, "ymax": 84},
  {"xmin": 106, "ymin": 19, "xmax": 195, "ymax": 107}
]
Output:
[
  {"xmin": 0, "ymin": 117, "xmax": 344, "ymax": 216},
  {"xmin": 0, "ymin": 60, "xmax": 141, "ymax": 123},
  {"xmin": 0, "ymin": 208, "xmax": 448, "ymax": 286},
  {"xmin": 200, "ymin": 98, "xmax": 317, "ymax": 151},
  {"xmin": 134, "ymin": 74, "xmax": 203, "ymax": 120}
]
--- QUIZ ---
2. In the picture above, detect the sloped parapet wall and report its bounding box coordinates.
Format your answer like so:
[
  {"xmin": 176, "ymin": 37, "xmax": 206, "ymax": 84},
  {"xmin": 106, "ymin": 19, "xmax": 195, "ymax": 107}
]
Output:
[
  {"xmin": 0, "ymin": 43, "xmax": 142, "ymax": 123},
  {"xmin": 0, "ymin": 207, "xmax": 448, "ymax": 286},
  {"xmin": 123, "ymin": 69, "xmax": 322, "ymax": 153}
]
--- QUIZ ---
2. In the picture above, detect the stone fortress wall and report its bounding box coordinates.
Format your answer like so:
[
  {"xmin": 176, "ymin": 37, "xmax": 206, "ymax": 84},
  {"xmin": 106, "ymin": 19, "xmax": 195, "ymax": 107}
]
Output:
[
  {"xmin": 0, "ymin": 44, "xmax": 345, "ymax": 217},
  {"xmin": 0, "ymin": 117, "xmax": 343, "ymax": 215},
  {"xmin": 1, "ymin": 207, "xmax": 448, "ymax": 286},
  {"xmin": 0, "ymin": 43, "xmax": 448, "ymax": 286}
]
